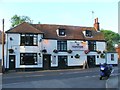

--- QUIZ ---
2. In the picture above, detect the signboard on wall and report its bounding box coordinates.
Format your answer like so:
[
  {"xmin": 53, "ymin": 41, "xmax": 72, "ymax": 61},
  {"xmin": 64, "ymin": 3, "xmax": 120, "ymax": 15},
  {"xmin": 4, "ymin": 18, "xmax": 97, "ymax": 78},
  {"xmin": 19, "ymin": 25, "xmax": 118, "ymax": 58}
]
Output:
[{"xmin": 69, "ymin": 42, "xmax": 88, "ymax": 51}]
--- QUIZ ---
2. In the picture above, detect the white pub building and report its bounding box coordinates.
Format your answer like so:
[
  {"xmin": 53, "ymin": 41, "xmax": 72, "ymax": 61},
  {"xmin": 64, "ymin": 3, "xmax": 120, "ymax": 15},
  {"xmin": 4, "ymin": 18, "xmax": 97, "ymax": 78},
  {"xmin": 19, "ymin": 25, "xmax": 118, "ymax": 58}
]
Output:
[{"xmin": 4, "ymin": 18, "xmax": 118, "ymax": 70}]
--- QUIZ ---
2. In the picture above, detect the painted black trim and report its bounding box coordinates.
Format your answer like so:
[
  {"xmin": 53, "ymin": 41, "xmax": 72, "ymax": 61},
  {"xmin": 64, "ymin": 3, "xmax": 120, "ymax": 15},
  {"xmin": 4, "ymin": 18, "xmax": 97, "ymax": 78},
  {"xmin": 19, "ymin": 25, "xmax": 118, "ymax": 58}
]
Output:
[
  {"xmin": 106, "ymin": 52, "xmax": 117, "ymax": 53},
  {"xmin": 43, "ymin": 38, "xmax": 106, "ymax": 42},
  {"xmin": 5, "ymin": 32, "xmax": 43, "ymax": 34}
]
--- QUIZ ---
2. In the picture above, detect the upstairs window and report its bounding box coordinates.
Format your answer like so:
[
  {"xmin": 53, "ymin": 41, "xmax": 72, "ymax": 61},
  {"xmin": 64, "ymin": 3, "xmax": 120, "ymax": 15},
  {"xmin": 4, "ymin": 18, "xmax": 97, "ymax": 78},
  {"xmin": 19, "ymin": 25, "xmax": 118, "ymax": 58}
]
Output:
[
  {"xmin": 88, "ymin": 41, "xmax": 96, "ymax": 51},
  {"xmin": 57, "ymin": 41, "xmax": 67, "ymax": 51},
  {"xmin": 86, "ymin": 30, "xmax": 92, "ymax": 37},
  {"xmin": 20, "ymin": 34, "xmax": 38, "ymax": 46},
  {"xmin": 59, "ymin": 28, "xmax": 66, "ymax": 36}
]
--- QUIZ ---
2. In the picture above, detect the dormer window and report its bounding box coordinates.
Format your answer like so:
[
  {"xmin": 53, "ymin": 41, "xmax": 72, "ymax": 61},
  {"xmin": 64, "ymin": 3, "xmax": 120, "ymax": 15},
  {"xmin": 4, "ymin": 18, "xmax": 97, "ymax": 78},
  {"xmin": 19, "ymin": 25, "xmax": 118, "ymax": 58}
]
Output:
[
  {"xmin": 86, "ymin": 30, "xmax": 92, "ymax": 37},
  {"xmin": 59, "ymin": 28, "xmax": 65, "ymax": 36}
]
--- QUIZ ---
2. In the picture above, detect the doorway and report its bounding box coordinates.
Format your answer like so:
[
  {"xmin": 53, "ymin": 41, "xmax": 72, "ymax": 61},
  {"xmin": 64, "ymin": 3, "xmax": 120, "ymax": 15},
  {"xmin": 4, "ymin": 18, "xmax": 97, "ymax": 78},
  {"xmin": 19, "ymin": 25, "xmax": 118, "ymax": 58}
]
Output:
[
  {"xmin": 9, "ymin": 55, "xmax": 15, "ymax": 70},
  {"xmin": 43, "ymin": 54, "xmax": 51, "ymax": 70},
  {"xmin": 58, "ymin": 56, "xmax": 67, "ymax": 69},
  {"xmin": 87, "ymin": 55, "xmax": 96, "ymax": 68}
]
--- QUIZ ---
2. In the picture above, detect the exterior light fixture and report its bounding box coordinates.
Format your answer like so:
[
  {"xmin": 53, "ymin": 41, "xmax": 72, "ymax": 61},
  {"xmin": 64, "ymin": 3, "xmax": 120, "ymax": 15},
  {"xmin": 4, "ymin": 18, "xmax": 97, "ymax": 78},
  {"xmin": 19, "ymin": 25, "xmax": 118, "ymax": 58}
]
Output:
[{"xmin": 10, "ymin": 37, "xmax": 13, "ymax": 41}]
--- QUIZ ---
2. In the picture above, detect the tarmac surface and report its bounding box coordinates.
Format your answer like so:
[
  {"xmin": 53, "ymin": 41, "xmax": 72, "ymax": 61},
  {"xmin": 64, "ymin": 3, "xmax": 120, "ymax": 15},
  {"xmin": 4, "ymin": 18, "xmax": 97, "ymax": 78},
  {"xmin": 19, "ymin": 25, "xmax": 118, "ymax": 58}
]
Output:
[{"xmin": 1, "ymin": 66, "xmax": 120, "ymax": 89}]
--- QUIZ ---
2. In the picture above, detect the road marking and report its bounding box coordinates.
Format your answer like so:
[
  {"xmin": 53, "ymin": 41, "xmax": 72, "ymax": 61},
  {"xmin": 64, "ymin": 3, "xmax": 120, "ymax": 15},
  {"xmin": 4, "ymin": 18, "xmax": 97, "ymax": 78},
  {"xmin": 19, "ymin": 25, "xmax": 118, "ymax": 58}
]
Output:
[
  {"xmin": 85, "ymin": 76, "xmax": 89, "ymax": 78},
  {"xmin": 3, "ymin": 74, "xmax": 44, "ymax": 79},
  {"xmin": 2, "ymin": 81, "xmax": 29, "ymax": 86}
]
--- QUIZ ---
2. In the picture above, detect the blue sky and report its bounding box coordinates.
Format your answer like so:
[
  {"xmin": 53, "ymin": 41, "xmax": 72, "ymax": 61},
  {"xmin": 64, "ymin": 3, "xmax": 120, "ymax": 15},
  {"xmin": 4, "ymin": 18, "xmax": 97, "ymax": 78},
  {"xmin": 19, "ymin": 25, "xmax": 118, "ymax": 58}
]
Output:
[{"xmin": 0, "ymin": 0, "xmax": 119, "ymax": 33}]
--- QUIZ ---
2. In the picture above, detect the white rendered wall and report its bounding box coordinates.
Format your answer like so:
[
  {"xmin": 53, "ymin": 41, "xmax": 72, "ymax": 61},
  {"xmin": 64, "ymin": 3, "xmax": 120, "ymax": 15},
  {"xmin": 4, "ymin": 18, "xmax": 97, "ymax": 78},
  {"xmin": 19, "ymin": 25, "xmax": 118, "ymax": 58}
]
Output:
[
  {"xmin": 5, "ymin": 33, "xmax": 109, "ymax": 68},
  {"xmin": 96, "ymin": 42, "xmax": 106, "ymax": 52},
  {"xmin": 0, "ymin": 44, "xmax": 2, "ymax": 60},
  {"xmin": 106, "ymin": 53, "xmax": 118, "ymax": 64},
  {"xmin": 42, "ymin": 39, "xmax": 58, "ymax": 67},
  {"xmin": 6, "ymin": 33, "xmax": 43, "ymax": 68},
  {"xmin": 67, "ymin": 40, "xmax": 88, "ymax": 66},
  {"xmin": 87, "ymin": 41, "xmax": 106, "ymax": 65}
]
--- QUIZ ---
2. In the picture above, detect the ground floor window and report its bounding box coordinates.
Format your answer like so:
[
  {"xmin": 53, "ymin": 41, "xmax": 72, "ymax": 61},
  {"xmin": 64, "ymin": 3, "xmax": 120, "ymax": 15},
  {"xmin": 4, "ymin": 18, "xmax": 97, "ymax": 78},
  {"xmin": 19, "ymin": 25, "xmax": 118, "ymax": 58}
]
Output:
[
  {"xmin": 111, "ymin": 54, "xmax": 114, "ymax": 61},
  {"xmin": 20, "ymin": 53, "xmax": 37, "ymax": 65}
]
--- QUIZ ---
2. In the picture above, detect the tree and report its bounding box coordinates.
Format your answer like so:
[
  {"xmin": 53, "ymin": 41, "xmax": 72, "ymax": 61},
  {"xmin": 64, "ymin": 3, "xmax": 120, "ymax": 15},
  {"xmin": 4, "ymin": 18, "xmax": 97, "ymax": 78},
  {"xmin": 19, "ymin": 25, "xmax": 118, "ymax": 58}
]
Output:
[
  {"xmin": 38, "ymin": 22, "xmax": 41, "ymax": 24},
  {"xmin": 10, "ymin": 15, "xmax": 33, "ymax": 27},
  {"xmin": 101, "ymin": 30, "xmax": 120, "ymax": 51}
]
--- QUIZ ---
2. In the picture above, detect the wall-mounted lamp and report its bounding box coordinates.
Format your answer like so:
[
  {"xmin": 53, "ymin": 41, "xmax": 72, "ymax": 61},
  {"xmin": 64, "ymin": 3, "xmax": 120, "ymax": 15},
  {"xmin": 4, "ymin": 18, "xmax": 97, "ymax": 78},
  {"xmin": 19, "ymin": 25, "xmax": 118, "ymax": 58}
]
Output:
[
  {"xmin": 38, "ymin": 53, "xmax": 41, "ymax": 57},
  {"xmin": 75, "ymin": 41, "xmax": 77, "ymax": 43},
  {"xmin": 39, "ymin": 39, "xmax": 42, "ymax": 42},
  {"xmin": 10, "ymin": 37, "xmax": 13, "ymax": 41}
]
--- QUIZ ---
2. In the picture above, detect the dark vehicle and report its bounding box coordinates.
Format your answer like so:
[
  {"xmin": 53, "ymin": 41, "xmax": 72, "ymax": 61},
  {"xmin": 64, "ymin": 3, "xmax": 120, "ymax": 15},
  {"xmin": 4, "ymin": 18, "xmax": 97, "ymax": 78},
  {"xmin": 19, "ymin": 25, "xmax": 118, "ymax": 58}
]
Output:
[{"xmin": 99, "ymin": 63, "xmax": 113, "ymax": 80}]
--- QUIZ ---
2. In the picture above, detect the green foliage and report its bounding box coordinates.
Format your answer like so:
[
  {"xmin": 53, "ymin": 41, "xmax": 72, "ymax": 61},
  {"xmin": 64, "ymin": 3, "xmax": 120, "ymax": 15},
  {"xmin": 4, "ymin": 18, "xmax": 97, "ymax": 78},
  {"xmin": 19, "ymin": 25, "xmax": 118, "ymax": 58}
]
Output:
[
  {"xmin": 101, "ymin": 29, "xmax": 120, "ymax": 51},
  {"xmin": 11, "ymin": 15, "xmax": 33, "ymax": 27},
  {"xmin": 38, "ymin": 22, "xmax": 41, "ymax": 24}
]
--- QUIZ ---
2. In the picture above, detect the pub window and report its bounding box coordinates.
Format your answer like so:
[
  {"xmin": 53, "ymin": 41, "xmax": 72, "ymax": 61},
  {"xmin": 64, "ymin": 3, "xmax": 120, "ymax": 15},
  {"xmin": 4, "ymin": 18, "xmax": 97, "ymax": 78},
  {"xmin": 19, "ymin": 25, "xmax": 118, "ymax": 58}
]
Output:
[
  {"xmin": 88, "ymin": 41, "xmax": 96, "ymax": 51},
  {"xmin": 86, "ymin": 30, "xmax": 92, "ymax": 37},
  {"xmin": 20, "ymin": 53, "xmax": 37, "ymax": 65},
  {"xmin": 111, "ymin": 54, "xmax": 114, "ymax": 61},
  {"xmin": 59, "ymin": 28, "xmax": 66, "ymax": 36},
  {"xmin": 20, "ymin": 34, "xmax": 38, "ymax": 46},
  {"xmin": 57, "ymin": 41, "xmax": 67, "ymax": 51},
  {"xmin": 52, "ymin": 56, "xmax": 56, "ymax": 64}
]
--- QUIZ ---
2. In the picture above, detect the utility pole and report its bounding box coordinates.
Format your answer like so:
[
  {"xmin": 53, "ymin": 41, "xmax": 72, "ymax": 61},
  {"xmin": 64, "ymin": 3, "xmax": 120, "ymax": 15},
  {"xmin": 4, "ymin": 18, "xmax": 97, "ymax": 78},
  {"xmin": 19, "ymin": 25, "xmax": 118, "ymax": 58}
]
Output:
[{"xmin": 2, "ymin": 19, "xmax": 5, "ymax": 73}]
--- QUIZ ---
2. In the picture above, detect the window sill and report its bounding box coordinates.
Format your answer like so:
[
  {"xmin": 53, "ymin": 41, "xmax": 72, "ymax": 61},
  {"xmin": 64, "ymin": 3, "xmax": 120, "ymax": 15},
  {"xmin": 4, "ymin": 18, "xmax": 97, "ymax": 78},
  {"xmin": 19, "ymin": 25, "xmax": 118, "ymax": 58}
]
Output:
[
  {"xmin": 20, "ymin": 45, "xmax": 38, "ymax": 46},
  {"xmin": 58, "ymin": 51, "xmax": 67, "ymax": 52}
]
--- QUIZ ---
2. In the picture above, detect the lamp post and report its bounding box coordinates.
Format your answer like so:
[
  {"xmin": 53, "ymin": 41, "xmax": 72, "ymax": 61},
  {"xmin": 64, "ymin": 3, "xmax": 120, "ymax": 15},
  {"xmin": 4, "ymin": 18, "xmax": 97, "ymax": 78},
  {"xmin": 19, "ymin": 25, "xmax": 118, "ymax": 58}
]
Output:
[{"xmin": 2, "ymin": 19, "xmax": 5, "ymax": 73}]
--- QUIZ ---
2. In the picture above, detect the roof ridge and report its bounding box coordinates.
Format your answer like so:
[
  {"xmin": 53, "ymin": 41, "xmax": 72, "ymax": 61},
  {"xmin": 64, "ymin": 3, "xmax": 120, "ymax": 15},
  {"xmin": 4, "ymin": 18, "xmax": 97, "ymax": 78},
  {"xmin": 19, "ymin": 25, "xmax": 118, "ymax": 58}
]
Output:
[{"xmin": 33, "ymin": 23, "xmax": 94, "ymax": 28}]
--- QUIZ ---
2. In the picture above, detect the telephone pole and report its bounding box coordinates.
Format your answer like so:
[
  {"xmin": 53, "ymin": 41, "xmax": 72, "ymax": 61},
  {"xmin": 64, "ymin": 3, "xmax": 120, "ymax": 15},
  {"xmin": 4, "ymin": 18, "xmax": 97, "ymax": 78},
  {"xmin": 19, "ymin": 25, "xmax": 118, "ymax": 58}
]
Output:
[{"xmin": 2, "ymin": 19, "xmax": 5, "ymax": 73}]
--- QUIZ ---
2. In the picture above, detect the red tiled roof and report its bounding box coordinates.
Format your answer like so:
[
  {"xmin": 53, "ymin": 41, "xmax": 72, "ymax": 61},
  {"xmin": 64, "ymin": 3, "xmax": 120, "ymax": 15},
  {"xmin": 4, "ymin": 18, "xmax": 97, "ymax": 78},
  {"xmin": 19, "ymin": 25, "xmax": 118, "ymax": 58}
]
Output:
[
  {"xmin": 32, "ymin": 24, "xmax": 105, "ymax": 41},
  {"xmin": 6, "ymin": 22, "xmax": 105, "ymax": 41},
  {"xmin": 6, "ymin": 22, "xmax": 43, "ymax": 34}
]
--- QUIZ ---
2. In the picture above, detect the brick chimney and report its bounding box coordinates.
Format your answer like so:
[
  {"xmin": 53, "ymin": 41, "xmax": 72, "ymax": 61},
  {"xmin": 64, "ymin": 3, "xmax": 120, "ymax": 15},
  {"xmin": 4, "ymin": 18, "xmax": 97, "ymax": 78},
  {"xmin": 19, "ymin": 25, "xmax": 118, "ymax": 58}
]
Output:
[{"xmin": 94, "ymin": 18, "xmax": 100, "ymax": 31}]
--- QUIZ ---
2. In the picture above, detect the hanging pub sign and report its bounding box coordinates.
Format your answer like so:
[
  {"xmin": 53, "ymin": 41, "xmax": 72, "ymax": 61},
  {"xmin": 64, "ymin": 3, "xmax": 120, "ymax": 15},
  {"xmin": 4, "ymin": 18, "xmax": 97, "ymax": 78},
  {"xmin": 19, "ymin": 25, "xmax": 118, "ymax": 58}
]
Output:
[{"xmin": 69, "ymin": 42, "xmax": 88, "ymax": 51}]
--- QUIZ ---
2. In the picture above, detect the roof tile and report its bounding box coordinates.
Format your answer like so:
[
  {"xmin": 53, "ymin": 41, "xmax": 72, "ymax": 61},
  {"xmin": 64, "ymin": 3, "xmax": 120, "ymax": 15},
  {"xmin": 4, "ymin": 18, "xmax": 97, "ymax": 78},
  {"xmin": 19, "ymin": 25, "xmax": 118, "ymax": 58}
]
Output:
[
  {"xmin": 6, "ymin": 22, "xmax": 43, "ymax": 34},
  {"xmin": 6, "ymin": 22, "xmax": 105, "ymax": 41}
]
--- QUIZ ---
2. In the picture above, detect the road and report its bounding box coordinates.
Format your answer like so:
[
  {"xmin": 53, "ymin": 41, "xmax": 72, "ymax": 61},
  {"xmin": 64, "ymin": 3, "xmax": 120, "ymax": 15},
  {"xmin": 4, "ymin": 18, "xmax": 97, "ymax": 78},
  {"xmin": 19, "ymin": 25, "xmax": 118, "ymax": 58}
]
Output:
[{"xmin": 1, "ymin": 66, "xmax": 120, "ymax": 89}]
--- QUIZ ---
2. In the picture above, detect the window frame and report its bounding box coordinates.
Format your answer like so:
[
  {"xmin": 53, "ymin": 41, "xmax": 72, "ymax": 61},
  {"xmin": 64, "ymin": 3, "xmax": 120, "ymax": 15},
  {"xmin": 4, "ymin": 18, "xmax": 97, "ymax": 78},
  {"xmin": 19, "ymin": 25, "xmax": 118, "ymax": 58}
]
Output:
[
  {"xmin": 111, "ymin": 54, "xmax": 114, "ymax": 61},
  {"xmin": 20, "ymin": 34, "xmax": 38, "ymax": 46},
  {"xmin": 86, "ymin": 30, "xmax": 92, "ymax": 37},
  {"xmin": 57, "ymin": 40, "xmax": 67, "ymax": 52},
  {"xmin": 20, "ymin": 53, "xmax": 38, "ymax": 65},
  {"xmin": 58, "ymin": 28, "xmax": 66, "ymax": 36},
  {"xmin": 88, "ymin": 41, "xmax": 96, "ymax": 51}
]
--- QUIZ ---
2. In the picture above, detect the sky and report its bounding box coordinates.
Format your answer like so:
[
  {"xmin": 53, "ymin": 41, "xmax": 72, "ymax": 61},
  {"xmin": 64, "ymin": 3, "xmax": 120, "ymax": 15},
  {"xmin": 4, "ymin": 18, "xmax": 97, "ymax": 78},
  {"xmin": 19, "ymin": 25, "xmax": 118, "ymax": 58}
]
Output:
[{"xmin": 0, "ymin": 0, "xmax": 119, "ymax": 33}]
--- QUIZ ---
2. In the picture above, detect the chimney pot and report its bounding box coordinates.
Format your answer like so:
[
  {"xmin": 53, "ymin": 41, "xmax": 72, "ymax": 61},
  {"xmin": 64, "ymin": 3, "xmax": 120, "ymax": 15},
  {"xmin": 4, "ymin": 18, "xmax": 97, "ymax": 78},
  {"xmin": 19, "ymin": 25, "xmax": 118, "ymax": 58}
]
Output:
[
  {"xmin": 94, "ymin": 17, "xmax": 100, "ymax": 31},
  {"xmin": 96, "ymin": 18, "xmax": 98, "ymax": 23},
  {"xmin": 95, "ymin": 19, "xmax": 96, "ymax": 23}
]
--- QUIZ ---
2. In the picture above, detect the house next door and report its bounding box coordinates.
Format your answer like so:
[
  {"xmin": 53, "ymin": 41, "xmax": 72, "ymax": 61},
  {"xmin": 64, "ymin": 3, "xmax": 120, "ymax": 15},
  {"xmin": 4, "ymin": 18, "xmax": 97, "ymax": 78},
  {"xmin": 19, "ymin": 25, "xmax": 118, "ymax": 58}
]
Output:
[
  {"xmin": 43, "ymin": 54, "xmax": 51, "ymax": 70},
  {"xmin": 9, "ymin": 55, "xmax": 15, "ymax": 70},
  {"xmin": 87, "ymin": 55, "xmax": 96, "ymax": 68}
]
